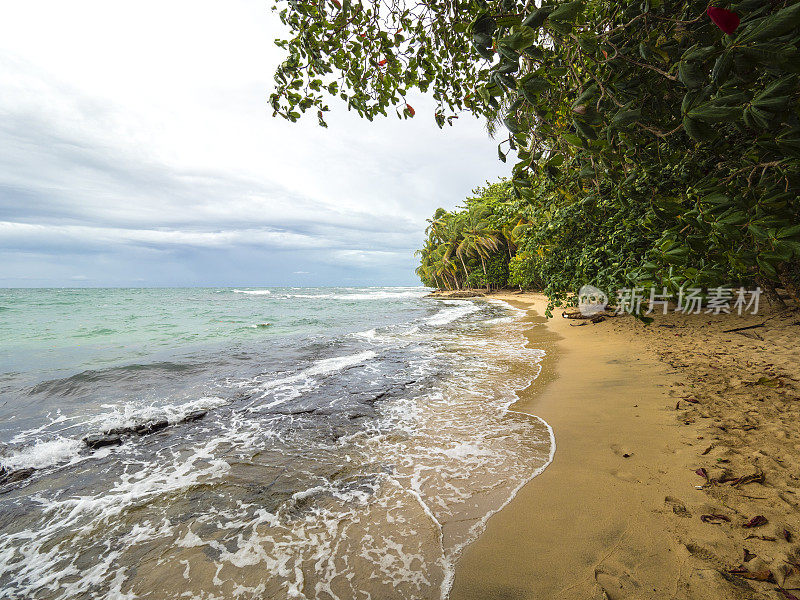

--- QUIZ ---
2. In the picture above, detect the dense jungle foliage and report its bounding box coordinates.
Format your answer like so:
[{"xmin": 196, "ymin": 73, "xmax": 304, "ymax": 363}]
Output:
[{"xmin": 270, "ymin": 0, "xmax": 800, "ymax": 306}]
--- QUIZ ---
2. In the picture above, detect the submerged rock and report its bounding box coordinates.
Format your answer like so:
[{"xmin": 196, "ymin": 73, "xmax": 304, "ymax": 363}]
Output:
[
  {"xmin": 105, "ymin": 419, "xmax": 169, "ymax": 437},
  {"xmin": 132, "ymin": 420, "xmax": 169, "ymax": 435},
  {"xmin": 92, "ymin": 411, "xmax": 207, "ymax": 446},
  {"xmin": 83, "ymin": 434, "xmax": 122, "ymax": 449},
  {"xmin": 0, "ymin": 466, "xmax": 36, "ymax": 485},
  {"xmin": 180, "ymin": 410, "xmax": 207, "ymax": 423},
  {"xmin": 424, "ymin": 290, "xmax": 485, "ymax": 299}
]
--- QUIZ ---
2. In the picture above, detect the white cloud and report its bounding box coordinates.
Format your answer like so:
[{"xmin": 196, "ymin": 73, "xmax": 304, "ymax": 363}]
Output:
[{"xmin": 0, "ymin": 222, "xmax": 329, "ymax": 251}]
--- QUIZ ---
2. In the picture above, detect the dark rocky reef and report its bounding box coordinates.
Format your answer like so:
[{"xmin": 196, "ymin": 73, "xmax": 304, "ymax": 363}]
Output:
[
  {"xmin": 0, "ymin": 466, "xmax": 36, "ymax": 486},
  {"xmin": 82, "ymin": 410, "xmax": 208, "ymax": 449}
]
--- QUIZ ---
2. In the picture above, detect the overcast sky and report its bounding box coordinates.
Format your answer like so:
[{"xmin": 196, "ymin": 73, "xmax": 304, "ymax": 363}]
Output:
[{"xmin": 0, "ymin": 0, "xmax": 509, "ymax": 287}]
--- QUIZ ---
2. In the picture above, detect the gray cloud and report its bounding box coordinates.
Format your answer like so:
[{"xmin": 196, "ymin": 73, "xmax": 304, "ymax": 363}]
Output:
[{"xmin": 0, "ymin": 0, "xmax": 508, "ymax": 287}]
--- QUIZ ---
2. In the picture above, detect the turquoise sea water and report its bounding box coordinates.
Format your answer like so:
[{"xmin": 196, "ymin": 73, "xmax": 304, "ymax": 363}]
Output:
[
  {"xmin": 0, "ymin": 287, "xmax": 552, "ymax": 600},
  {"xmin": 0, "ymin": 287, "xmax": 428, "ymax": 385}
]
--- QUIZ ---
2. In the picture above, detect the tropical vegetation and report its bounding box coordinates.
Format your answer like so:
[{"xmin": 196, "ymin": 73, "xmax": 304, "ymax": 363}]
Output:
[{"xmin": 270, "ymin": 0, "xmax": 800, "ymax": 308}]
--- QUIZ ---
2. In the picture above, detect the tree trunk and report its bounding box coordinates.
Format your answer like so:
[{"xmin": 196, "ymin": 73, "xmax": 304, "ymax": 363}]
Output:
[
  {"xmin": 777, "ymin": 263, "xmax": 800, "ymax": 305},
  {"xmin": 458, "ymin": 255, "xmax": 469, "ymax": 289},
  {"xmin": 756, "ymin": 276, "xmax": 785, "ymax": 307}
]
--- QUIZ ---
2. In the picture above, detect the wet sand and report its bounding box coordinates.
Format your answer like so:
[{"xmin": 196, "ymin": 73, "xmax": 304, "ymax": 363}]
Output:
[{"xmin": 449, "ymin": 292, "xmax": 800, "ymax": 600}]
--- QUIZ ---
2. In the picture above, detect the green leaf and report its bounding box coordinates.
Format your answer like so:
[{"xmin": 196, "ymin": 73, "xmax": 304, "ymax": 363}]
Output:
[
  {"xmin": 681, "ymin": 45, "xmax": 715, "ymax": 62},
  {"xmin": 683, "ymin": 116, "xmax": 716, "ymax": 141},
  {"xmin": 739, "ymin": 43, "xmax": 800, "ymax": 67},
  {"xmin": 712, "ymin": 53, "xmax": 733, "ymax": 84},
  {"xmin": 718, "ymin": 211, "xmax": 748, "ymax": 225},
  {"xmin": 496, "ymin": 15, "xmax": 522, "ymax": 28},
  {"xmin": 519, "ymin": 74, "xmax": 551, "ymax": 102},
  {"xmin": 499, "ymin": 26, "xmax": 538, "ymax": 51},
  {"xmin": 611, "ymin": 107, "xmax": 641, "ymax": 127},
  {"xmin": 701, "ymin": 192, "xmax": 732, "ymax": 206},
  {"xmin": 522, "ymin": 6, "xmax": 553, "ymax": 29},
  {"xmin": 687, "ymin": 104, "xmax": 742, "ymax": 123},
  {"xmin": 777, "ymin": 224, "xmax": 800, "ymax": 239},
  {"xmin": 773, "ymin": 240, "xmax": 800, "ymax": 259},
  {"xmin": 548, "ymin": 1, "xmax": 584, "ymax": 23},
  {"xmin": 572, "ymin": 83, "xmax": 598, "ymax": 108},
  {"xmin": 563, "ymin": 133, "xmax": 585, "ymax": 147},
  {"xmin": 577, "ymin": 35, "xmax": 599, "ymax": 53},
  {"xmin": 470, "ymin": 12, "xmax": 497, "ymax": 36},
  {"xmin": 548, "ymin": 19, "xmax": 574, "ymax": 35},
  {"xmin": 574, "ymin": 119, "xmax": 597, "ymax": 140},
  {"xmin": 678, "ymin": 61, "xmax": 705, "ymax": 89},
  {"xmin": 737, "ymin": 2, "xmax": 800, "ymax": 44},
  {"xmin": 503, "ymin": 114, "xmax": 521, "ymax": 134}
]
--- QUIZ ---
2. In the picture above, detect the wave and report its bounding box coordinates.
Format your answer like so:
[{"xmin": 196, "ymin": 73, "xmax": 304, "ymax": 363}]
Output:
[
  {"xmin": 441, "ymin": 414, "xmax": 556, "ymax": 598},
  {"xmin": 29, "ymin": 361, "xmax": 204, "ymax": 396},
  {"xmin": 284, "ymin": 293, "xmax": 333, "ymax": 299},
  {"xmin": 87, "ymin": 396, "xmax": 228, "ymax": 434},
  {"xmin": 284, "ymin": 290, "xmax": 427, "ymax": 301},
  {"xmin": 0, "ymin": 436, "xmax": 84, "ymax": 471},
  {"xmin": 424, "ymin": 301, "xmax": 481, "ymax": 326},
  {"xmin": 0, "ymin": 295, "xmax": 557, "ymax": 600},
  {"xmin": 332, "ymin": 291, "xmax": 427, "ymax": 300},
  {"xmin": 233, "ymin": 289, "xmax": 272, "ymax": 295},
  {"xmin": 246, "ymin": 350, "xmax": 378, "ymax": 409},
  {"xmin": 353, "ymin": 328, "xmax": 378, "ymax": 341},
  {"xmin": 3, "ymin": 396, "xmax": 228, "ymax": 471}
]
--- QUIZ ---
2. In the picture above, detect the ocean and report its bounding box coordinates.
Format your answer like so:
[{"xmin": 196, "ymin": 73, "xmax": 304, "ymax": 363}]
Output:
[{"xmin": 0, "ymin": 287, "xmax": 553, "ymax": 599}]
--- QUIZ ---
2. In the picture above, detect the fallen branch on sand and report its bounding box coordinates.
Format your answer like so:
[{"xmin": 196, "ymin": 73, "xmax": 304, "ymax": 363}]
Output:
[
  {"xmin": 561, "ymin": 310, "xmax": 617, "ymax": 321},
  {"xmin": 722, "ymin": 323, "xmax": 766, "ymax": 334}
]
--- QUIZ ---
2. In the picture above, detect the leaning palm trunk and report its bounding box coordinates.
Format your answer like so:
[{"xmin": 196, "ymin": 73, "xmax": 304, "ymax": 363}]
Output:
[{"xmin": 458, "ymin": 255, "xmax": 469, "ymax": 287}]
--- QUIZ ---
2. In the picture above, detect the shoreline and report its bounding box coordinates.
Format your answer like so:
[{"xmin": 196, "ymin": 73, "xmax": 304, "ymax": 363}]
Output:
[
  {"xmin": 448, "ymin": 292, "xmax": 800, "ymax": 600},
  {"xmin": 449, "ymin": 292, "xmax": 690, "ymax": 599}
]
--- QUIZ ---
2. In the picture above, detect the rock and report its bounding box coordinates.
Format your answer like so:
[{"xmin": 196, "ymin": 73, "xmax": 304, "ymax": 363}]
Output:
[
  {"xmin": 0, "ymin": 466, "xmax": 36, "ymax": 485},
  {"xmin": 83, "ymin": 434, "xmax": 122, "ymax": 449},
  {"xmin": 105, "ymin": 418, "xmax": 171, "ymax": 437},
  {"xmin": 180, "ymin": 410, "xmax": 207, "ymax": 423},
  {"xmin": 424, "ymin": 290, "xmax": 485, "ymax": 299},
  {"xmin": 133, "ymin": 420, "xmax": 169, "ymax": 436}
]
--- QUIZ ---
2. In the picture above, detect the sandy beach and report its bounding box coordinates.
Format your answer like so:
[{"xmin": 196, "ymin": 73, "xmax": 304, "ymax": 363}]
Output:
[{"xmin": 448, "ymin": 292, "xmax": 800, "ymax": 600}]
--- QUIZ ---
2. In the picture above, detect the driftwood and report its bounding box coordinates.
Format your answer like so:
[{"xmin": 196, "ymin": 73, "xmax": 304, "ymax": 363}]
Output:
[
  {"xmin": 722, "ymin": 323, "xmax": 766, "ymax": 334},
  {"xmin": 562, "ymin": 310, "xmax": 617, "ymax": 322}
]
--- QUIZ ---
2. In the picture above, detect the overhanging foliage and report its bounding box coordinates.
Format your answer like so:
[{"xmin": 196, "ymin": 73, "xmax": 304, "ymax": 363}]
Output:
[{"xmin": 271, "ymin": 0, "xmax": 800, "ymax": 304}]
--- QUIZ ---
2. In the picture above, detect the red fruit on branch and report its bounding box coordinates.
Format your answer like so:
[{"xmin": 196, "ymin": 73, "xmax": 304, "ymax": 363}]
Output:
[
  {"xmin": 378, "ymin": 59, "xmax": 387, "ymax": 66},
  {"xmin": 332, "ymin": 0, "xmax": 341, "ymax": 8},
  {"xmin": 406, "ymin": 104, "xmax": 415, "ymax": 116},
  {"xmin": 707, "ymin": 6, "xmax": 740, "ymax": 34}
]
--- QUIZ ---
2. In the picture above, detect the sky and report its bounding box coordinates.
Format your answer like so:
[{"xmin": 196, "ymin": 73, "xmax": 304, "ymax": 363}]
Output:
[{"xmin": 0, "ymin": 0, "xmax": 509, "ymax": 287}]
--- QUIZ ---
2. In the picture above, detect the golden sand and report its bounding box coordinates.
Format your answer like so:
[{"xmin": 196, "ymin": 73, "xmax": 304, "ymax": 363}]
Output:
[{"xmin": 448, "ymin": 292, "xmax": 800, "ymax": 600}]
